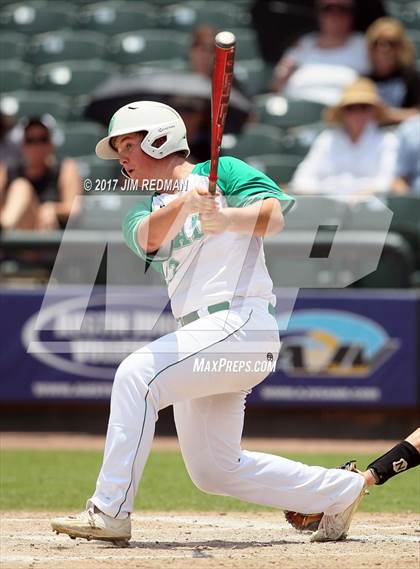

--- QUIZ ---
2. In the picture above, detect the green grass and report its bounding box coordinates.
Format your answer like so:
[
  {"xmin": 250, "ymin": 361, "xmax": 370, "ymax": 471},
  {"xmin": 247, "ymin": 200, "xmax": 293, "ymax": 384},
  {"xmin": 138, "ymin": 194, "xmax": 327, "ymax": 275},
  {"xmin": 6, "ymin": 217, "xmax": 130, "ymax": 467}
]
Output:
[{"xmin": 1, "ymin": 449, "xmax": 418, "ymax": 512}]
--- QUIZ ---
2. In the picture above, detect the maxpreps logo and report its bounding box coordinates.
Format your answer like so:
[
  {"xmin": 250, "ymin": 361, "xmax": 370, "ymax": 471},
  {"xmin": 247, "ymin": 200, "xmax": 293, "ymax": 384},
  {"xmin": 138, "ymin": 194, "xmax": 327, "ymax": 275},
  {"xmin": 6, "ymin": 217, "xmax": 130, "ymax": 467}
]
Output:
[{"xmin": 277, "ymin": 310, "xmax": 400, "ymax": 378}]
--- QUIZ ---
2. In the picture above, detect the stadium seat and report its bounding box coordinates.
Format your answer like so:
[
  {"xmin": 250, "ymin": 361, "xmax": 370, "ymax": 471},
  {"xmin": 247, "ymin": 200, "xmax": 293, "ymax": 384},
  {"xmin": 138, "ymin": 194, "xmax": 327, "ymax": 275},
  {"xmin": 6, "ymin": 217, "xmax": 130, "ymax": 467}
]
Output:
[
  {"xmin": 389, "ymin": 1, "xmax": 420, "ymax": 29},
  {"xmin": 76, "ymin": 154, "xmax": 119, "ymax": 185},
  {"xmin": 277, "ymin": 133, "xmax": 312, "ymax": 157},
  {"xmin": 0, "ymin": 1, "xmax": 74, "ymax": 34},
  {"xmin": 227, "ymin": 28, "xmax": 261, "ymax": 60},
  {"xmin": 353, "ymin": 233, "xmax": 415, "ymax": 288},
  {"xmin": 343, "ymin": 199, "xmax": 393, "ymax": 232},
  {"xmin": 387, "ymin": 195, "xmax": 420, "ymax": 264},
  {"xmin": 130, "ymin": 59, "xmax": 189, "ymax": 72},
  {"xmin": 34, "ymin": 60, "xmax": 118, "ymax": 97},
  {"xmin": 56, "ymin": 121, "xmax": 107, "ymax": 159},
  {"xmin": 161, "ymin": 1, "xmax": 251, "ymax": 31},
  {"xmin": 234, "ymin": 59, "xmax": 272, "ymax": 96},
  {"xmin": 407, "ymin": 29, "xmax": 420, "ymax": 58},
  {"xmin": 108, "ymin": 30, "xmax": 189, "ymax": 66},
  {"xmin": 288, "ymin": 122, "xmax": 326, "ymax": 149},
  {"xmin": 0, "ymin": 90, "xmax": 71, "ymax": 121},
  {"xmin": 221, "ymin": 123, "xmax": 283, "ymax": 159},
  {"xmin": 255, "ymin": 95, "xmax": 325, "ymax": 129},
  {"xmin": 28, "ymin": 30, "xmax": 107, "ymax": 65},
  {"xmin": 78, "ymin": 1, "xmax": 158, "ymax": 34},
  {"xmin": 266, "ymin": 230, "xmax": 414, "ymax": 288},
  {"xmin": 245, "ymin": 154, "xmax": 302, "ymax": 184},
  {"xmin": 0, "ymin": 60, "xmax": 32, "ymax": 91},
  {"xmin": 284, "ymin": 196, "xmax": 349, "ymax": 230},
  {"xmin": 0, "ymin": 31, "xmax": 26, "ymax": 60}
]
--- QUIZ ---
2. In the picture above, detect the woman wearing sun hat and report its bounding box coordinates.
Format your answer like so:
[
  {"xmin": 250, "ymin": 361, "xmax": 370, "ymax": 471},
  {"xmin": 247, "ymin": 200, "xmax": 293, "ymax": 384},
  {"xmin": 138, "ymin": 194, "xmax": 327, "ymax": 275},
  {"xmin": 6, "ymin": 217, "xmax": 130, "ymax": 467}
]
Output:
[{"xmin": 290, "ymin": 77, "xmax": 398, "ymax": 196}]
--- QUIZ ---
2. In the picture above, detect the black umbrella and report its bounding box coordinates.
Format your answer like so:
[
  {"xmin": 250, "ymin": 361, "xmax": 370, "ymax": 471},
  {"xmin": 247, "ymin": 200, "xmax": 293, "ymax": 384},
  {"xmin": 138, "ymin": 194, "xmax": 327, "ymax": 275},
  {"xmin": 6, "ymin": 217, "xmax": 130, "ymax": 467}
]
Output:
[{"xmin": 84, "ymin": 70, "xmax": 251, "ymax": 135}]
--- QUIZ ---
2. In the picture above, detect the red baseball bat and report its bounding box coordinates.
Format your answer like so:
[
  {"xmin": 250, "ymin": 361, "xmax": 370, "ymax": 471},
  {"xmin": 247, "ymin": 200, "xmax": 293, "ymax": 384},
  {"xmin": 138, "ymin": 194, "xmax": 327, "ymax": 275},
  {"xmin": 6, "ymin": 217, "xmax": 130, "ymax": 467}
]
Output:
[{"xmin": 208, "ymin": 31, "xmax": 236, "ymax": 195}]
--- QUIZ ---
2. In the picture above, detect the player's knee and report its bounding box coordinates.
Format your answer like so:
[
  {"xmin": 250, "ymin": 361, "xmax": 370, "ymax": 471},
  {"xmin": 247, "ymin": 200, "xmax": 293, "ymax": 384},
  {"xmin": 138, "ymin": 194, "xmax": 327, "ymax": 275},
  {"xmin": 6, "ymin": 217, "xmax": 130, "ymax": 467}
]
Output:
[
  {"xmin": 114, "ymin": 351, "xmax": 151, "ymax": 394},
  {"xmin": 187, "ymin": 461, "xmax": 227, "ymax": 495}
]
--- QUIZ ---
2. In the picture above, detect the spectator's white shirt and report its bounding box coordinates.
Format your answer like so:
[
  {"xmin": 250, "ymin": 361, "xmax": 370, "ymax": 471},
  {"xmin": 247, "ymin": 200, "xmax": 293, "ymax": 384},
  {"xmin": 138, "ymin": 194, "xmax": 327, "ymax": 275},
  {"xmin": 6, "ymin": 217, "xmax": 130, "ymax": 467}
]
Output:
[
  {"xmin": 290, "ymin": 123, "xmax": 398, "ymax": 195},
  {"xmin": 283, "ymin": 64, "xmax": 358, "ymax": 105},
  {"xmin": 285, "ymin": 32, "xmax": 369, "ymax": 74}
]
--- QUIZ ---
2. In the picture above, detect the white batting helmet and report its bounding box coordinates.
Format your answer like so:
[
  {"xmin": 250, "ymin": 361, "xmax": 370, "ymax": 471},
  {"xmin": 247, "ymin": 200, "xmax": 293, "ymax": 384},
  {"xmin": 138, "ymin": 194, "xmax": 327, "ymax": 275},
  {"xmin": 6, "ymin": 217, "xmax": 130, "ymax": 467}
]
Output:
[{"xmin": 95, "ymin": 100, "xmax": 190, "ymax": 160}]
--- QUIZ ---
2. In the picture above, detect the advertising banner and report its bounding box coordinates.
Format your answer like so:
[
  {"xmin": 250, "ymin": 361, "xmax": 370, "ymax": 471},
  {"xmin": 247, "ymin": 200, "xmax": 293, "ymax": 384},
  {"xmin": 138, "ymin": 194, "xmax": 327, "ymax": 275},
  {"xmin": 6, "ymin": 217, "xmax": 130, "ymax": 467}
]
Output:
[{"xmin": 0, "ymin": 287, "xmax": 418, "ymax": 407}]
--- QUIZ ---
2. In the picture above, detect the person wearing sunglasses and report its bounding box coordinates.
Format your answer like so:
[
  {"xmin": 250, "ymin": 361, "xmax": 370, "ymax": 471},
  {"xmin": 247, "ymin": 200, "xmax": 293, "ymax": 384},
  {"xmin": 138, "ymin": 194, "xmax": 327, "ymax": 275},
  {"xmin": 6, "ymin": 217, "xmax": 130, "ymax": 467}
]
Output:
[
  {"xmin": 271, "ymin": 0, "xmax": 369, "ymax": 96},
  {"xmin": 290, "ymin": 78, "xmax": 398, "ymax": 197},
  {"xmin": 0, "ymin": 117, "xmax": 81, "ymax": 231},
  {"xmin": 365, "ymin": 18, "xmax": 420, "ymax": 124}
]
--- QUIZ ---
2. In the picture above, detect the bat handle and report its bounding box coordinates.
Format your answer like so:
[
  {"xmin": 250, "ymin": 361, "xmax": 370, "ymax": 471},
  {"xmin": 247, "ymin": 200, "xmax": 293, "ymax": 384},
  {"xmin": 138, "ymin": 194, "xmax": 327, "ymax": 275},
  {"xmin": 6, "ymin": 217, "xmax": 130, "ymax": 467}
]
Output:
[{"xmin": 208, "ymin": 178, "xmax": 217, "ymax": 195}]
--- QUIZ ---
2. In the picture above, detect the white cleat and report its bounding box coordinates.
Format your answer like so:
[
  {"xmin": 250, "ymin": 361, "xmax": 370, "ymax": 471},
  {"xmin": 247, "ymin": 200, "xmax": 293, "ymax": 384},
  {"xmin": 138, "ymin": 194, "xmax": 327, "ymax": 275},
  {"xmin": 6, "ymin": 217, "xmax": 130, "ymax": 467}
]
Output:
[
  {"xmin": 310, "ymin": 481, "xmax": 368, "ymax": 542},
  {"xmin": 51, "ymin": 507, "xmax": 131, "ymax": 546}
]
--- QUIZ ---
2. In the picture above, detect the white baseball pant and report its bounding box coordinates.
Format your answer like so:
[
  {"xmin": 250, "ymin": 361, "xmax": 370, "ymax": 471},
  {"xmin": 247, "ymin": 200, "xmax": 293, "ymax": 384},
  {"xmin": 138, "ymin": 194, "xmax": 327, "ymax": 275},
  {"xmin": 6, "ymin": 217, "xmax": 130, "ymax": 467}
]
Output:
[{"xmin": 89, "ymin": 297, "xmax": 364, "ymax": 519}]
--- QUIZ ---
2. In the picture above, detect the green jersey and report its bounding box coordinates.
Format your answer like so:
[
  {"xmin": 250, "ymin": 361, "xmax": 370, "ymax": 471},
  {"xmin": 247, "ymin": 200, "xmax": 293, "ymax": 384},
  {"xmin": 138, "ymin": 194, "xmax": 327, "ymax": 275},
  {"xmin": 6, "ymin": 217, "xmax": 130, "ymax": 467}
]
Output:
[{"xmin": 123, "ymin": 156, "xmax": 294, "ymax": 318}]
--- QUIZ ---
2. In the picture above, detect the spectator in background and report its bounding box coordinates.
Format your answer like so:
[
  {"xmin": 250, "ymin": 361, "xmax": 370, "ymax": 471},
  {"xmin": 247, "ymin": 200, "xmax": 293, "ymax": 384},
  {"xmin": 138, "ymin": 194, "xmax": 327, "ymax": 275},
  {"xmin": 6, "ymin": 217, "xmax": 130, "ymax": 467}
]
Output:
[
  {"xmin": 0, "ymin": 114, "xmax": 20, "ymax": 209},
  {"xmin": 393, "ymin": 115, "xmax": 420, "ymax": 196},
  {"xmin": 188, "ymin": 25, "xmax": 247, "ymax": 96},
  {"xmin": 366, "ymin": 18, "xmax": 420, "ymax": 124},
  {"xmin": 189, "ymin": 25, "xmax": 216, "ymax": 79},
  {"xmin": 271, "ymin": 0, "xmax": 369, "ymax": 100},
  {"xmin": 290, "ymin": 78, "xmax": 398, "ymax": 196},
  {"xmin": 0, "ymin": 117, "xmax": 81, "ymax": 231}
]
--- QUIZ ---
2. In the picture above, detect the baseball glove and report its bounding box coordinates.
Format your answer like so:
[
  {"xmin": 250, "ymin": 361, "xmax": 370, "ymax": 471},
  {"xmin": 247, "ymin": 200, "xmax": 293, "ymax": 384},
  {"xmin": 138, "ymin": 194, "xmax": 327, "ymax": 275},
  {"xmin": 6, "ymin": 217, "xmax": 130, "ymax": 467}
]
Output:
[{"xmin": 284, "ymin": 460, "xmax": 360, "ymax": 532}]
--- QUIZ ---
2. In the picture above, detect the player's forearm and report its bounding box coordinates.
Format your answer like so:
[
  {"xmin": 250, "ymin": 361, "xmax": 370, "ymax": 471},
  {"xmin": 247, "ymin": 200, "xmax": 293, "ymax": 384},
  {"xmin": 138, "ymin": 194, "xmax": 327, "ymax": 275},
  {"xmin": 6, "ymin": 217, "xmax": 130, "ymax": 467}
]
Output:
[
  {"xmin": 225, "ymin": 199, "xmax": 284, "ymax": 236},
  {"xmin": 138, "ymin": 193, "xmax": 190, "ymax": 252}
]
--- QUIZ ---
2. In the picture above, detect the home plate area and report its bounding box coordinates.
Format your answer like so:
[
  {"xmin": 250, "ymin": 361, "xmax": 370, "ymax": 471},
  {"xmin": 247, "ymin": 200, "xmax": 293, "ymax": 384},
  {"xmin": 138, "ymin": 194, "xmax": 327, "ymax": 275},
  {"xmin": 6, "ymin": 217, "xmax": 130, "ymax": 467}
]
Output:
[{"xmin": 1, "ymin": 511, "xmax": 419, "ymax": 569}]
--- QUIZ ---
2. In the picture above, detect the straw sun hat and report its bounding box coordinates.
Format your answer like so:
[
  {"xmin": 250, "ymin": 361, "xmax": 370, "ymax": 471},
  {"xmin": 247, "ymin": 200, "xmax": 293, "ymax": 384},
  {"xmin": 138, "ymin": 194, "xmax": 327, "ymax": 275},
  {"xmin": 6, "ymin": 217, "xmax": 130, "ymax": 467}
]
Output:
[{"xmin": 324, "ymin": 78, "xmax": 392, "ymax": 124}]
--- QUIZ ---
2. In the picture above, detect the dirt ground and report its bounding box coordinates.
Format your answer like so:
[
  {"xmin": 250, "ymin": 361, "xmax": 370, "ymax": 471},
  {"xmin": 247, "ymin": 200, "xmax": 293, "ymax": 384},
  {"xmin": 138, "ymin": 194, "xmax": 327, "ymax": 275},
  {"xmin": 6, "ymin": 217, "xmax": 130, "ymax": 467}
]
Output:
[
  {"xmin": 1, "ymin": 435, "xmax": 419, "ymax": 568},
  {"xmin": 1, "ymin": 511, "xmax": 419, "ymax": 569},
  {"xmin": 0, "ymin": 433, "xmax": 400, "ymax": 453}
]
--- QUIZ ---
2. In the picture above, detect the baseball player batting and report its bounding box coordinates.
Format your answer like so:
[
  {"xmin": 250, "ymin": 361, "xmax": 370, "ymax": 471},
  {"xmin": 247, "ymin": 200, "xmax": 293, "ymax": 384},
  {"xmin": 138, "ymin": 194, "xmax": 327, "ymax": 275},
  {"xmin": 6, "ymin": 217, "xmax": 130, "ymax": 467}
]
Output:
[
  {"xmin": 49, "ymin": 99, "xmax": 419, "ymax": 545},
  {"xmin": 49, "ymin": 35, "xmax": 419, "ymax": 543}
]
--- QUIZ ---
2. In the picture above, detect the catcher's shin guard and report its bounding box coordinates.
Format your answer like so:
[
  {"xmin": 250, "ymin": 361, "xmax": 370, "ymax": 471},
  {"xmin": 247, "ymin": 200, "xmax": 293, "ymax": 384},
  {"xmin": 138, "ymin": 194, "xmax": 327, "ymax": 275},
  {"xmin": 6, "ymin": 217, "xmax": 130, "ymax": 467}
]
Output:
[{"xmin": 284, "ymin": 460, "xmax": 361, "ymax": 532}]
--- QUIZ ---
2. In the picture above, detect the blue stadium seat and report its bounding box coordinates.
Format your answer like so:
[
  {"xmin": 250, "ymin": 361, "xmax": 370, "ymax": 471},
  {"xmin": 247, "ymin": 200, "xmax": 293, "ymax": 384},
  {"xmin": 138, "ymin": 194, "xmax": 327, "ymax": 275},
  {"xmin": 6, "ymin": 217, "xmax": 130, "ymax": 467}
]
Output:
[
  {"xmin": 28, "ymin": 30, "xmax": 107, "ymax": 65},
  {"xmin": 78, "ymin": 1, "xmax": 158, "ymax": 34},
  {"xmin": 34, "ymin": 60, "xmax": 118, "ymax": 97},
  {"xmin": 0, "ymin": 89, "xmax": 71, "ymax": 121},
  {"xmin": 107, "ymin": 30, "xmax": 189, "ymax": 65},
  {"xmin": 0, "ymin": 1, "xmax": 74, "ymax": 34}
]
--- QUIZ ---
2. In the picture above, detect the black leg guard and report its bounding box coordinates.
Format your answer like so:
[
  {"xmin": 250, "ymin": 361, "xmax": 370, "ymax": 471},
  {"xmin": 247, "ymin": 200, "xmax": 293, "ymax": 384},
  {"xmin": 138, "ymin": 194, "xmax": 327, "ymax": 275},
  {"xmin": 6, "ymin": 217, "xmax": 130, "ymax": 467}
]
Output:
[{"xmin": 367, "ymin": 441, "xmax": 420, "ymax": 485}]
